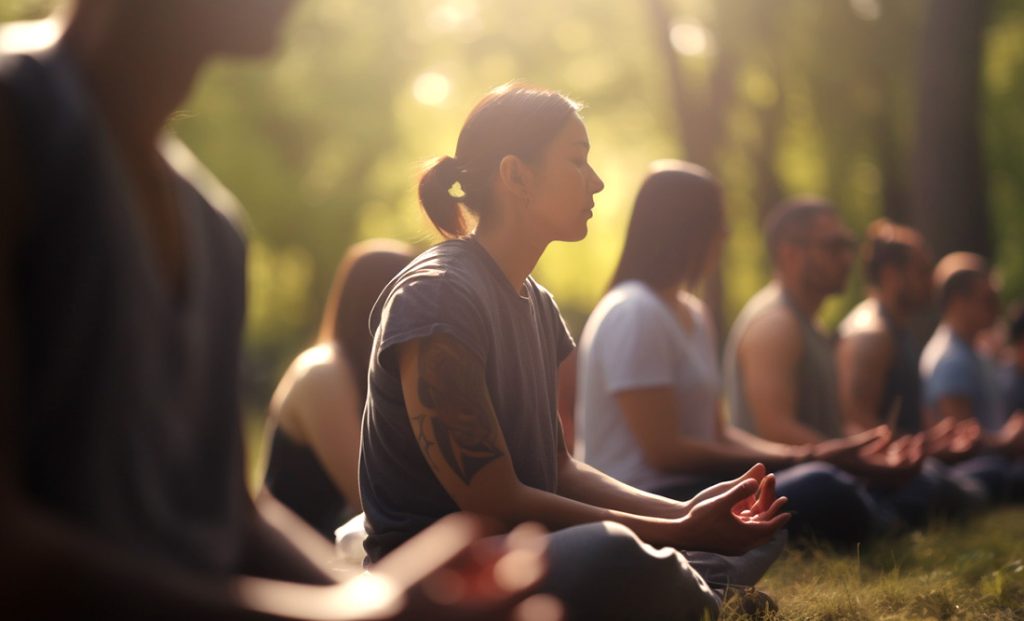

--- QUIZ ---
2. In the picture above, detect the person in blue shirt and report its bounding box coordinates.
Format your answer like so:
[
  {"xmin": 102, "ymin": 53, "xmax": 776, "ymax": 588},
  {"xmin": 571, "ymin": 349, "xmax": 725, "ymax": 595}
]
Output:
[{"xmin": 920, "ymin": 252, "xmax": 1024, "ymax": 499}]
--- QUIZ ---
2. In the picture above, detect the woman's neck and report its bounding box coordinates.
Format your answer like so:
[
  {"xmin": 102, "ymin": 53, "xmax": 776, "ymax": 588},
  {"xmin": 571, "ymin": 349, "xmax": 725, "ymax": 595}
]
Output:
[{"xmin": 473, "ymin": 220, "xmax": 547, "ymax": 295}]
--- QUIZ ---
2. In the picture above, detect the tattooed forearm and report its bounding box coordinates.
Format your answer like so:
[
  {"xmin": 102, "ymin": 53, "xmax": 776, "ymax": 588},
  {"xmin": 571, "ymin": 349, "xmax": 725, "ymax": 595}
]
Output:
[{"xmin": 414, "ymin": 334, "xmax": 504, "ymax": 485}]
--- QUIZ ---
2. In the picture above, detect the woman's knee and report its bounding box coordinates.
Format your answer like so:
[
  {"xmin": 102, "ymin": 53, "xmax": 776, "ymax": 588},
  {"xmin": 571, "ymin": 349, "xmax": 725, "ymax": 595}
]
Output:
[{"xmin": 544, "ymin": 522, "xmax": 720, "ymax": 620}]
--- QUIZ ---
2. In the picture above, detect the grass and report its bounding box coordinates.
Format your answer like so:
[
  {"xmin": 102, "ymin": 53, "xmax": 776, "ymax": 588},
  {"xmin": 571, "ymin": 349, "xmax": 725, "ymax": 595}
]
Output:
[{"xmin": 720, "ymin": 507, "xmax": 1024, "ymax": 620}]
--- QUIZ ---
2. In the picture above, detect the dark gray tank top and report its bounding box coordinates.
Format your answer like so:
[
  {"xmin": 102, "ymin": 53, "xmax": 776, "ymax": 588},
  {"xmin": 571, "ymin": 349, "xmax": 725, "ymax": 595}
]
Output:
[
  {"xmin": 879, "ymin": 306, "xmax": 924, "ymax": 433},
  {"xmin": 2, "ymin": 47, "xmax": 250, "ymax": 573},
  {"xmin": 724, "ymin": 282, "xmax": 843, "ymax": 439}
]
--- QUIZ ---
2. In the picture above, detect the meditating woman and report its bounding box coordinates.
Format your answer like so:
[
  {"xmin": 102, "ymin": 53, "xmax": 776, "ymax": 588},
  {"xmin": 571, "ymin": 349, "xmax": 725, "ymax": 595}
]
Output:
[{"xmin": 358, "ymin": 84, "xmax": 789, "ymax": 620}]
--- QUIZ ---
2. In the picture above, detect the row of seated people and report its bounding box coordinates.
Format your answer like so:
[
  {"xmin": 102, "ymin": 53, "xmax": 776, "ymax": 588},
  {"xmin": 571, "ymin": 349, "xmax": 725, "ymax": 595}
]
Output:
[
  {"xmin": 8, "ymin": 2, "xmax": 1020, "ymax": 617},
  {"xmin": 5, "ymin": 5, "xmax": 790, "ymax": 614},
  {"xmin": 566, "ymin": 176, "xmax": 1024, "ymax": 548},
  {"xmin": 267, "ymin": 164, "xmax": 1024, "ymax": 558}
]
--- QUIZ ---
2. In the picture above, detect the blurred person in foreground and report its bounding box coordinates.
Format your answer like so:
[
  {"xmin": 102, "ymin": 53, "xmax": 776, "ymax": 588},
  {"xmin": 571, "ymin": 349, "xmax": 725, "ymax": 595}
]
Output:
[
  {"xmin": 721, "ymin": 198, "xmax": 976, "ymax": 530},
  {"xmin": 0, "ymin": 2, "xmax": 551, "ymax": 619},
  {"xmin": 359, "ymin": 84, "xmax": 789, "ymax": 621},
  {"xmin": 920, "ymin": 253, "xmax": 1024, "ymax": 500},
  {"xmin": 574, "ymin": 161, "xmax": 888, "ymax": 547},
  {"xmin": 262, "ymin": 239, "xmax": 415, "ymax": 540}
]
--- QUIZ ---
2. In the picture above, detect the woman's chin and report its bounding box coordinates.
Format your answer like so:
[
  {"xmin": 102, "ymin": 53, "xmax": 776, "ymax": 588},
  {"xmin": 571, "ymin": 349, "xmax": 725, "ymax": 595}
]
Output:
[{"xmin": 565, "ymin": 226, "xmax": 589, "ymax": 243}]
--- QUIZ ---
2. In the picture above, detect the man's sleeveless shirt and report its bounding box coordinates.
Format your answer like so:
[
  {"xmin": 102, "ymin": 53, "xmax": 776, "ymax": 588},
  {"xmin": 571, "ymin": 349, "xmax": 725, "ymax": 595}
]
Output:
[{"xmin": 724, "ymin": 282, "xmax": 843, "ymax": 439}]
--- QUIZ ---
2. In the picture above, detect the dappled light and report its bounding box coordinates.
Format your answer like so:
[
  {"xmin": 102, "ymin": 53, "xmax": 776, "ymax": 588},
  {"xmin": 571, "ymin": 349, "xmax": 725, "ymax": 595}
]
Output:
[
  {"xmin": 6, "ymin": 0, "xmax": 1024, "ymax": 467},
  {"xmin": 412, "ymin": 71, "xmax": 452, "ymax": 107},
  {"xmin": 670, "ymin": 20, "xmax": 712, "ymax": 57}
]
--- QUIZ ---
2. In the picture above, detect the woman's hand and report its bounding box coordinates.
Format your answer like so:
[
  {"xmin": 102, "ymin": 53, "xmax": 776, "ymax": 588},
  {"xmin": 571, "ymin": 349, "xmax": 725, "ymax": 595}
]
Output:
[
  {"xmin": 684, "ymin": 463, "xmax": 768, "ymax": 508},
  {"xmin": 733, "ymin": 472, "xmax": 787, "ymax": 523},
  {"xmin": 671, "ymin": 465, "xmax": 790, "ymax": 556}
]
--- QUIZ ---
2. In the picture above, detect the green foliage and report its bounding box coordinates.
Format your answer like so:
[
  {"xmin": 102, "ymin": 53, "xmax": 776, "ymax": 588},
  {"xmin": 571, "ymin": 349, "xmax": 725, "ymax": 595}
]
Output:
[
  {"xmin": 0, "ymin": 0, "xmax": 52, "ymax": 22},
  {"xmin": 985, "ymin": 1, "xmax": 1024, "ymax": 304},
  {"xmin": 5, "ymin": 1, "xmax": 1024, "ymax": 407}
]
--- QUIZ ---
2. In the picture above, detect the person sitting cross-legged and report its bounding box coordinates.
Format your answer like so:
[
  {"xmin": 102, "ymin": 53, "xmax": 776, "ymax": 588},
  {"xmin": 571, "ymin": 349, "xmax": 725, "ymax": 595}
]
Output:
[{"xmin": 359, "ymin": 85, "xmax": 790, "ymax": 621}]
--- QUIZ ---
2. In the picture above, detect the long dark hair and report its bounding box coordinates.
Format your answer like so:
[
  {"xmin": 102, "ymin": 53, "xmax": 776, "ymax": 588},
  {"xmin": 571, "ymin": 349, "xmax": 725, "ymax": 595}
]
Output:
[
  {"xmin": 610, "ymin": 161, "xmax": 723, "ymax": 292},
  {"xmin": 319, "ymin": 239, "xmax": 415, "ymax": 401},
  {"xmin": 418, "ymin": 82, "xmax": 582, "ymax": 238}
]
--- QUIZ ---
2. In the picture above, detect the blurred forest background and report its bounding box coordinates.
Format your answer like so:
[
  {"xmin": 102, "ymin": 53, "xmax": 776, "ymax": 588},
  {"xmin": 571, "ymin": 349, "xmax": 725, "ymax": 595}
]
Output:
[{"xmin": 4, "ymin": 0, "xmax": 1024, "ymax": 419}]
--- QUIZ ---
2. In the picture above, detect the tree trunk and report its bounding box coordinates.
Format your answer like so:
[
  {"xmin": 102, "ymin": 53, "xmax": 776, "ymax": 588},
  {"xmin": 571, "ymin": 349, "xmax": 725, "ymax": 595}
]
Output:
[
  {"xmin": 910, "ymin": 0, "xmax": 991, "ymax": 258},
  {"xmin": 645, "ymin": 0, "xmax": 736, "ymax": 331}
]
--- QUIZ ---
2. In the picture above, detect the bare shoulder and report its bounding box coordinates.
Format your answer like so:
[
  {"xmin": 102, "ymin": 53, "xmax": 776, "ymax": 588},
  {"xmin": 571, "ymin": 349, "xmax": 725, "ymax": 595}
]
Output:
[
  {"xmin": 741, "ymin": 303, "xmax": 801, "ymax": 359},
  {"xmin": 288, "ymin": 344, "xmax": 354, "ymax": 396},
  {"xmin": 270, "ymin": 346, "xmax": 341, "ymax": 410},
  {"xmin": 293, "ymin": 344, "xmax": 342, "ymax": 376},
  {"xmin": 838, "ymin": 299, "xmax": 887, "ymax": 339},
  {"xmin": 837, "ymin": 301, "xmax": 893, "ymax": 363}
]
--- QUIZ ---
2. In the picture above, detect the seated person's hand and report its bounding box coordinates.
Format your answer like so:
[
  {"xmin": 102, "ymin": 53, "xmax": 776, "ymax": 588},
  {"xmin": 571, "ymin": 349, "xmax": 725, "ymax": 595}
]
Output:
[
  {"xmin": 927, "ymin": 417, "xmax": 981, "ymax": 462},
  {"xmin": 816, "ymin": 426, "xmax": 921, "ymax": 488},
  {"xmin": 676, "ymin": 464, "xmax": 790, "ymax": 556},
  {"xmin": 361, "ymin": 514, "xmax": 561, "ymax": 621},
  {"xmin": 811, "ymin": 425, "xmax": 888, "ymax": 465},
  {"xmin": 992, "ymin": 411, "xmax": 1024, "ymax": 456},
  {"xmin": 852, "ymin": 431, "xmax": 924, "ymax": 489},
  {"xmin": 684, "ymin": 463, "xmax": 770, "ymax": 508},
  {"xmin": 732, "ymin": 470, "xmax": 787, "ymax": 523}
]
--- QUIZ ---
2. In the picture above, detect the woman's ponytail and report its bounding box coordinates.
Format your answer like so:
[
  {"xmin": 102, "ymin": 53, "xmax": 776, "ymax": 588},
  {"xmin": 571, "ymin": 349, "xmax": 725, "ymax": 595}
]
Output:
[{"xmin": 418, "ymin": 156, "xmax": 467, "ymax": 239}]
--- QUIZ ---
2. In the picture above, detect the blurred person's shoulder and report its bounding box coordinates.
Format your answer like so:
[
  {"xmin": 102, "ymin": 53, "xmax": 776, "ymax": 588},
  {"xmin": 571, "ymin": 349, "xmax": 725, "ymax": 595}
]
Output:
[
  {"xmin": 838, "ymin": 297, "xmax": 887, "ymax": 340},
  {"xmin": 160, "ymin": 134, "xmax": 247, "ymax": 244}
]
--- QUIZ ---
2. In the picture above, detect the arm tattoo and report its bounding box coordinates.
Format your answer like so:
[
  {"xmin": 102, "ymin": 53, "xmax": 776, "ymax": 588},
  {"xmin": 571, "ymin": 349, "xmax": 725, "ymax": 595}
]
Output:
[{"xmin": 414, "ymin": 334, "xmax": 504, "ymax": 485}]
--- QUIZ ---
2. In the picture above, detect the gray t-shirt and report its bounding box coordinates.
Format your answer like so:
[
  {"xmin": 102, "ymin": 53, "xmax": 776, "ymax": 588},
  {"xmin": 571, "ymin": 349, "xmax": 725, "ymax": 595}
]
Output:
[
  {"xmin": 575, "ymin": 281, "xmax": 719, "ymax": 491},
  {"xmin": 359, "ymin": 238, "xmax": 574, "ymax": 561}
]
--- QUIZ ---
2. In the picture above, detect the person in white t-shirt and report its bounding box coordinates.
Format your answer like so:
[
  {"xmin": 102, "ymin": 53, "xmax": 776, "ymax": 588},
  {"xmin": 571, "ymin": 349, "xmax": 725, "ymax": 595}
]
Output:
[{"xmin": 575, "ymin": 160, "xmax": 891, "ymax": 546}]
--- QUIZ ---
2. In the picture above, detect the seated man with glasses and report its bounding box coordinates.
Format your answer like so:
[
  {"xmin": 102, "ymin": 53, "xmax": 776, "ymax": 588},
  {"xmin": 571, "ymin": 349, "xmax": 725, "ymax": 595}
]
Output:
[{"xmin": 722, "ymin": 198, "xmax": 951, "ymax": 533}]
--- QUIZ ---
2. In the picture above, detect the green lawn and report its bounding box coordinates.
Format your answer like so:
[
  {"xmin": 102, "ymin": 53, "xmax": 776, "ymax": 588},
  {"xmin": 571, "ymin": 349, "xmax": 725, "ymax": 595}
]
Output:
[{"xmin": 722, "ymin": 507, "xmax": 1024, "ymax": 620}]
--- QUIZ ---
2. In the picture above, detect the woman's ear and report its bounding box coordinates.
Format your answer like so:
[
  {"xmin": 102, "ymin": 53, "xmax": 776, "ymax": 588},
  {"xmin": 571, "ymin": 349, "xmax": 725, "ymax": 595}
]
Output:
[{"xmin": 497, "ymin": 155, "xmax": 533, "ymax": 201}]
